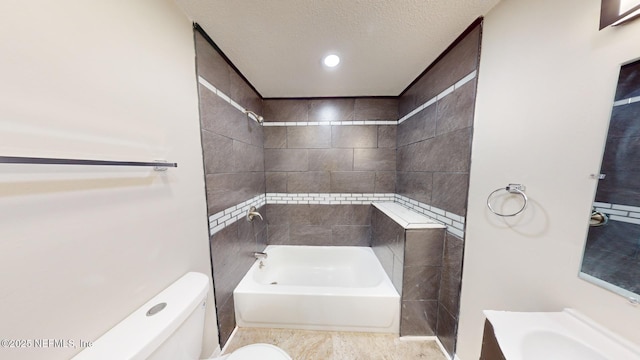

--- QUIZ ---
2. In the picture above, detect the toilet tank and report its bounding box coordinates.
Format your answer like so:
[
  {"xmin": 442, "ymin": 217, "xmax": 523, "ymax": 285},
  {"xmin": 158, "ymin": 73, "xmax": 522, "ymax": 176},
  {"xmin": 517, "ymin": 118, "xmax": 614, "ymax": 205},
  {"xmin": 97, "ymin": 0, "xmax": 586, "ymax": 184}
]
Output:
[{"xmin": 73, "ymin": 272, "xmax": 210, "ymax": 360}]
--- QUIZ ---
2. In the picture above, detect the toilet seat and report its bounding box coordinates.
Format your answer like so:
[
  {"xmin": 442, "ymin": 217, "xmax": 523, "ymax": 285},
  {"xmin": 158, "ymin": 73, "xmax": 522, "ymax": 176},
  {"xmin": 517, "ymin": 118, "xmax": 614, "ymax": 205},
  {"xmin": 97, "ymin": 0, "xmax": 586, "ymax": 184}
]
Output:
[{"xmin": 227, "ymin": 343, "xmax": 291, "ymax": 360}]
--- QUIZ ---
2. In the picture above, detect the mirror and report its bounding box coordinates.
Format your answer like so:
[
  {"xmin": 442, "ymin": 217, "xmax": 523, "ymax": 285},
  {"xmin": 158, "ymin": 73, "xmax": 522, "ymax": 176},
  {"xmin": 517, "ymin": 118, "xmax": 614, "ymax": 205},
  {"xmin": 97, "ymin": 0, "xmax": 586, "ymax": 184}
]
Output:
[
  {"xmin": 600, "ymin": 0, "xmax": 640, "ymax": 29},
  {"xmin": 580, "ymin": 58, "xmax": 640, "ymax": 300}
]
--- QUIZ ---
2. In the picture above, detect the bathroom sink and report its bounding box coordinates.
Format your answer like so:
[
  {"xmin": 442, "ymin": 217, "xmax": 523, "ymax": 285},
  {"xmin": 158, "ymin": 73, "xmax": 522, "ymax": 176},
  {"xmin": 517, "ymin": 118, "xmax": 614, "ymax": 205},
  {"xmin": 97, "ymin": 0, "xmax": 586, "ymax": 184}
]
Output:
[
  {"xmin": 521, "ymin": 331, "xmax": 607, "ymax": 360},
  {"xmin": 483, "ymin": 309, "xmax": 640, "ymax": 360}
]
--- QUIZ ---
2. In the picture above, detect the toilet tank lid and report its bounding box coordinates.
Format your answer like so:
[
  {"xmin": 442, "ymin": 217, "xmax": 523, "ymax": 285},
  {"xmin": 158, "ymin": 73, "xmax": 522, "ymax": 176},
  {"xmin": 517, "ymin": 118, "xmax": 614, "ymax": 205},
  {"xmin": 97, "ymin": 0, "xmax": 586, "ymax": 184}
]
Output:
[{"xmin": 72, "ymin": 272, "xmax": 209, "ymax": 360}]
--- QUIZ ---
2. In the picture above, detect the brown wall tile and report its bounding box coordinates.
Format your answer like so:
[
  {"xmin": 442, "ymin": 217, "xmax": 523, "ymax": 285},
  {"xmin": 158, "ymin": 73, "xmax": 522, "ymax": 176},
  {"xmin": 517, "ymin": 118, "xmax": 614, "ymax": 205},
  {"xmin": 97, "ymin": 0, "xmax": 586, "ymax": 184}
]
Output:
[
  {"xmin": 401, "ymin": 300, "xmax": 438, "ymax": 336},
  {"xmin": 264, "ymin": 127, "xmax": 287, "ymax": 149},
  {"xmin": 233, "ymin": 140, "xmax": 264, "ymax": 172},
  {"xmin": 405, "ymin": 229, "xmax": 445, "ymax": 266},
  {"xmin": 377, "ymin": 126, "xmax": 397, "ymax": 148},
  {"xmin": 402, "ymin": 266, "xmax": 441, "ymax": 301},
  {"xmin": 287, "ymin": 126, "xmax": 331, "ymax": 148},
  {"xmin": 266, "ymin": 224, "xmax": 289, "ymax": 245},
  {"xmin": 287, "ymin": 171, "xmax": 331, "ymax": 193},
  {"xmin": 439, "ymin": 232, "xmax": 464, "ymax": 318},
  {"xmin": 332, "ymin": 225, "xmax": 371, "ymax": 246},
  {"xmin": 396, "ymin": 172, "xmax": 433, "ymax": 203},
  {"xmin": 308, "ymin": 149, "xmax": 354, "ymax": 171},
  {"xmin": 375, "ymin": 171, "xmax": 396, "ymax": 193},
  {"xmin": 397, "ymin": 105, "xmax": 437, "ymax": 147},
  {"xmin": 263, "ymin": 99, "xmax": 309, "ymax": 122},
  {"xmin": 195, "ymin": 32, "xmax": 230, "ymax": 94},
  {"xmin": 413, "ymin": 25, "xmax": 481, "ymax": 106},
  {"xmin": 437, "ymin": 304, "xmax": 458, "ymax": 357},
  {"xmin": 205, "ymin": 172, "xmax": 264, "ymax": 215},
  {"xmin": 331, "ymin": 126, "xmax": 378, "ymax": 148},
  {"xmin": 309, "ymin": 205, "xmax": 371, "ymax": 226},
  {"xmin": 309, "ymin": 99, "xmax": 354, "ymax": 121},
  {"xmin": 330, "ymin": 171, "xmax": 376, "ymax": 193},
  {"xmin": 265, "ymin": 172, "xmax": 287, "ymax": 193},
  {"xmin": 289, "ymin": 225, "xmax": 332, "ymax": 245},
  {"xmin": 201, "ymin": 130, "xmax": 234, "ymax": 174},
  {"xmin": 354, "ymin": 148, "xmax": 396, "ymax": 171},
  {"xmin": 436, "ymin": 78, "xmax": 477, "ymax": 136},
  {"xmin": 354, "ymin": 98, "xmax": 399, "ymax": 120},
  {"xmin": 432, "ymin": 172, "xmax": 470, "ymax": 216},
  {"xmin": 264, "ymin": 149, "xmax": 309, "ymax": 171}
]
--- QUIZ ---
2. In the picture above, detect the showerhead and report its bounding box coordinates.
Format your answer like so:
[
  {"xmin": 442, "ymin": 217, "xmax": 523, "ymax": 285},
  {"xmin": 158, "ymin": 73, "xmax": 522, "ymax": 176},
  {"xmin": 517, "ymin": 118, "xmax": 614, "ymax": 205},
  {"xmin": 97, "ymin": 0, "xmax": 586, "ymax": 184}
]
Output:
[{"xmin": 244, "ymin": 110, "xmax": 264, "ymax": 124}]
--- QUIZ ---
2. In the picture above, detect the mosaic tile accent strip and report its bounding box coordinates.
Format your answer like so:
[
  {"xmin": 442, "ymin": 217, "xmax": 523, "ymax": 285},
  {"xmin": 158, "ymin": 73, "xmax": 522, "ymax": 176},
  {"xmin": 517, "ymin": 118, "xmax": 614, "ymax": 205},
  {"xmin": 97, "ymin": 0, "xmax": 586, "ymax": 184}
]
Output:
[
  {"xmin": 394, "ymin": 194, "xmax": 466, "ymax": 238},
  {"xmin": 398, "ymin": 70, "xmax": 477, "ymax": 125},
  {"xmin": 209, "ymin": 194, "xmax": 266, "ymax": 235},
  {"xmin": 613, "ymin": 95, "xmax": 640, "ymax": 107},
  {"xmin": 262, "ymin": 120, "xmax": 398, "ymax": 127},
  {"xmin": 594, "ymin": 201, "xmax": 640, "ymax": 225},
  {"xmin": 208, "ymin": 193, "xmax": 466, "ymax": 238},
  {"xmin": 265, "ymin": 192, "xmax": 395, "ymax": 204}
]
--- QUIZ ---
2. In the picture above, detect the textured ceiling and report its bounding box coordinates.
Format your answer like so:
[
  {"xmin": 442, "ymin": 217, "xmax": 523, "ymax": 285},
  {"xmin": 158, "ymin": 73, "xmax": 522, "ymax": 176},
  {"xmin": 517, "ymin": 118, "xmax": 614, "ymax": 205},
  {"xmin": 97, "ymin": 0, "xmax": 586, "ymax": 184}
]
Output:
[{"xmin": 176, "ymin": 0, "xmax": 500, "ymax": 98}]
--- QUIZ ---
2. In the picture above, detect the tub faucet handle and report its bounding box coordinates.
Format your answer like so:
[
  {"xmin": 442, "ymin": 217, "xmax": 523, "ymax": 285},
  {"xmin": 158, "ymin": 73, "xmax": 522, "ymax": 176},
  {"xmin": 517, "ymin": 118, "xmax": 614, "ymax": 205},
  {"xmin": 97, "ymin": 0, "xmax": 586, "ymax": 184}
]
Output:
[{"xmin": 247, "ymin": 206, "xmax": 263, "ymax": 222}]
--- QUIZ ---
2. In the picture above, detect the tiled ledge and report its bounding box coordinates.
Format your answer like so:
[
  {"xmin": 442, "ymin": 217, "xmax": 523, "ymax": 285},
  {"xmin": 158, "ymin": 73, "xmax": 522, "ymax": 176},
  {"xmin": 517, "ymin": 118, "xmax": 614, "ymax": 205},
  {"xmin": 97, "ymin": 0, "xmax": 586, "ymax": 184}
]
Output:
[{"xmin": 372, "ymin": 202, "xmax": 445, "ymax": 229}]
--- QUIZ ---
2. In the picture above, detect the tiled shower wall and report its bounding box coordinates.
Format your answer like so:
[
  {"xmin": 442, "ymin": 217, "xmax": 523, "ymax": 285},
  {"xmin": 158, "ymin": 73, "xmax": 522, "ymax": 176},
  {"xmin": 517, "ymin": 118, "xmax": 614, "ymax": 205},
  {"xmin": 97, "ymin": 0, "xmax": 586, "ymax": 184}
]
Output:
[
  {"xmin": 262, "ymin": 98, "xmax": 398, "ymax": 246},
  {"xmin": 195, "ymin": 19, "xmax": 482, "ymax": 353},
  {"xmin": 194, "ymin": 31, "xmax": 267, "ymax": 345},
  {"xmin": 397, "ymin": 23, "xmax": 481, "ymax": 357}
]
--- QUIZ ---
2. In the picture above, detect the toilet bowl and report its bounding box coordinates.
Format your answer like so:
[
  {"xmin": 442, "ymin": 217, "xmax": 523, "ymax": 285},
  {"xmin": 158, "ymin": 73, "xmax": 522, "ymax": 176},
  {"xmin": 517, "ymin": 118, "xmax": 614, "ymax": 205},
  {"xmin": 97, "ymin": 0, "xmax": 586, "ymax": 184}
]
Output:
[
  {"xmin": 214, "ymin": 343, "xmax": 292, "ymax": 360},
  {"xmin": 72, "ymin": 272, "xmax": 292, "ymax": 360}
]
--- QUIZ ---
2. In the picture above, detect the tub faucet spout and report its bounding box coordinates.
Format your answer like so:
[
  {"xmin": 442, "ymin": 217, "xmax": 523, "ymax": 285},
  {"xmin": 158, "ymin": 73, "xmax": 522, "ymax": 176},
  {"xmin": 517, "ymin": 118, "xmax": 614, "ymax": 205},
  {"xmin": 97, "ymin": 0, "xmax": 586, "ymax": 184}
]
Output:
[{"xmin": 254, "ymin": 252, "xmax": 267, "ymax": 260}]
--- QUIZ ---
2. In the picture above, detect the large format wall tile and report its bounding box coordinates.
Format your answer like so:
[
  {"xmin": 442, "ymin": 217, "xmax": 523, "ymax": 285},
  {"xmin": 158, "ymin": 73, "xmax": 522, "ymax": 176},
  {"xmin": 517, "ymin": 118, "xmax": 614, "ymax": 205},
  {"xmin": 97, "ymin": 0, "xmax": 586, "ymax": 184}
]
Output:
[
  {"xmin": 355, "ymin": 98, "xmax": 399, "ymax": 120},
  {"xmin": 195, "ymin": 32, "xmax": 230, "ymax": 93},
  {"xmin": 287, "ymin": 171, "xmax": 331, "ymax": 193},
  {"xmin": 396, "ymin": 22, "xmax": 481, "ymax": 353},
  {"xmin": 331, "ymin": 126, "xmax": 378, "ymax": 148},
  {"xmin": 196, "ymin": 30, "xmax": 266, "ymax": 347},
  {"xmin": 309, "ymin": 98, "xmax": 355, "ymax": 121},
  {"xmin": 330, "ymin": 171, "xmax": 376, "ymax": 193},
  {"xmin": 263, "ymin": 99, "xmax": 309, "ymax": 122},
  {"xmin": 264, "ymin": 149, "xmax": 309, "ymax": 172},
  {"xmin": 439, "ymin": 233, "xmax": 464, "ymax": 318},
  {"xmin": 287, "ymin": 126, "xmax": 331, "ymax": 148},
  {"xmin": 308, "ymin": 149, "xmax": 354, "ymax": 171},
  {"xmin": 266, "ymin": 204, "xmax": 372, "ymax": 247}
]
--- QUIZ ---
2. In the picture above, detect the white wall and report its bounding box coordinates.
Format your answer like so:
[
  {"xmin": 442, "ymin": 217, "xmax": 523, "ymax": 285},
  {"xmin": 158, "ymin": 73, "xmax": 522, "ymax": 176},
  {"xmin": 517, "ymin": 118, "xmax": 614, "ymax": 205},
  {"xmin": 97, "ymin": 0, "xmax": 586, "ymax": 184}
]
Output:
[
  {"xmin": 0, "ymin": 1, "xmax": 218, "ymax": 359},
  {"xmin": 458, "ymin": 0, "xmax": 640, "ymax": 359}
]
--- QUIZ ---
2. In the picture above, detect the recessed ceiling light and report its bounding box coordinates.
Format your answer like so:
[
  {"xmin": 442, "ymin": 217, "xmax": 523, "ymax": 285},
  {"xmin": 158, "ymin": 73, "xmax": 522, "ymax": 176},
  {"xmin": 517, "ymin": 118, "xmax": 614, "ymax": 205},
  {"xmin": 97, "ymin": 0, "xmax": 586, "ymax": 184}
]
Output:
[{"xmin": 323, "ymin": 54, "xmax": 340, "ymax": 67}]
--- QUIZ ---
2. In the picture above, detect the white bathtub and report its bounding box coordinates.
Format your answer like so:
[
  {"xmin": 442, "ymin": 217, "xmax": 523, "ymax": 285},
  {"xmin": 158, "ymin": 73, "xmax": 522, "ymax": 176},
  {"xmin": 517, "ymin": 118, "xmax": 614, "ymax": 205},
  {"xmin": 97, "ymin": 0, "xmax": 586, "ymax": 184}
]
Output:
[{"xmin": 233, "ymin": 245, "xmax": 400, "ymax": 333}]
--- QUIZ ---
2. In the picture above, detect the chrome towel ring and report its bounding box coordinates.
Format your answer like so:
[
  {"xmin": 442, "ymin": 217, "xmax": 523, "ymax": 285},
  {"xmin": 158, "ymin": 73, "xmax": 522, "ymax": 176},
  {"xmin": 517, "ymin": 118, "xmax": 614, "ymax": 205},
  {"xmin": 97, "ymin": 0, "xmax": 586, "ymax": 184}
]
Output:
[{"xmin": 487, "ymin": 184, "xmax": 528, "ymax": 217}]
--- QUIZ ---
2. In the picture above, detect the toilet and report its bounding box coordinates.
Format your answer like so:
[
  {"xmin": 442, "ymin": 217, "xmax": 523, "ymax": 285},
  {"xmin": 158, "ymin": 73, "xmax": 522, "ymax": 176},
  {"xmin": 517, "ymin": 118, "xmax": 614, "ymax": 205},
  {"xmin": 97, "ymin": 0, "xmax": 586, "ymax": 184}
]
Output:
[{"xmin": 72, "ymin": 272, "xmax": 291, "ymax": 360}]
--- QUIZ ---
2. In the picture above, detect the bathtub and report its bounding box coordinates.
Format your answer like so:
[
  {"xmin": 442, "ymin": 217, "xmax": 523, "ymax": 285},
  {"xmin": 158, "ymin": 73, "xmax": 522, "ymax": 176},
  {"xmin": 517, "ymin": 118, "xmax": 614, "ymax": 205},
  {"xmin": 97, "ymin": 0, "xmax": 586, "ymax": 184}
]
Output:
[{"xmin": 233, "ymin": 245, "xmax": 400, "ymax": 333}]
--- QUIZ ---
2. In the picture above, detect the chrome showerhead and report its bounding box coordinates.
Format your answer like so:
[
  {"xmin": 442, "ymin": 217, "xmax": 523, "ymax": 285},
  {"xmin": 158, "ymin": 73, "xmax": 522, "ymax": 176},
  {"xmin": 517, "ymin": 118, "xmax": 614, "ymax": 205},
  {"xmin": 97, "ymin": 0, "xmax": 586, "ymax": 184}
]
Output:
[{"xmin": 244, "ymin": 110, "xmax": 264, "ymax": 124}]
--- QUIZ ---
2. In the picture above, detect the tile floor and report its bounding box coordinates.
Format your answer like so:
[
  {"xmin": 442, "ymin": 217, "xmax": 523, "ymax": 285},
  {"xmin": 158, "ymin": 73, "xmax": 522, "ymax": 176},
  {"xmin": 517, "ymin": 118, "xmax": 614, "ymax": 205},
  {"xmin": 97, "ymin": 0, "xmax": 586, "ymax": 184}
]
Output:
[{"xmin": 222, "ymin": 328, "xmax": 448, "ymax": 360}]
